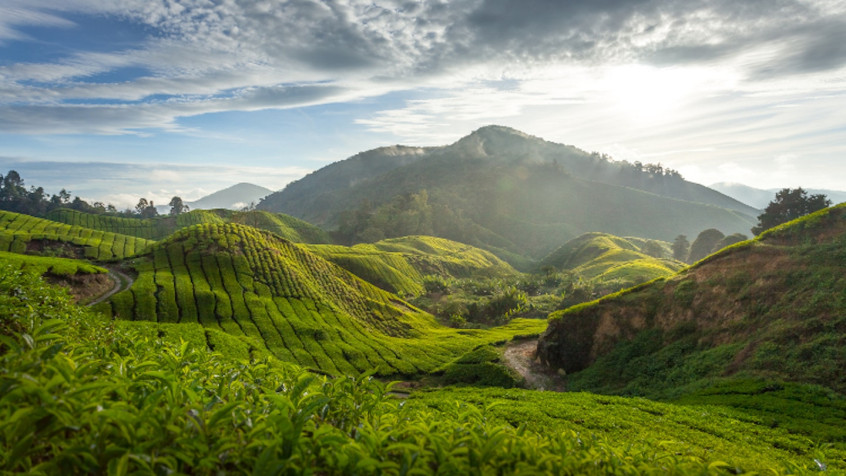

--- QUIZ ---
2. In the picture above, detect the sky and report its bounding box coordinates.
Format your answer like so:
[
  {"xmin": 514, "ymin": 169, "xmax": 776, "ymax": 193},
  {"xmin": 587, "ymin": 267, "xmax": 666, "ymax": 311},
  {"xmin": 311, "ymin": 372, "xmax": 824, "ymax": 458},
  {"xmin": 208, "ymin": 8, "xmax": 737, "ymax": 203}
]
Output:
[{"xmin": 1, "ymin": 0, "xmax": 845, "ymax": 209}]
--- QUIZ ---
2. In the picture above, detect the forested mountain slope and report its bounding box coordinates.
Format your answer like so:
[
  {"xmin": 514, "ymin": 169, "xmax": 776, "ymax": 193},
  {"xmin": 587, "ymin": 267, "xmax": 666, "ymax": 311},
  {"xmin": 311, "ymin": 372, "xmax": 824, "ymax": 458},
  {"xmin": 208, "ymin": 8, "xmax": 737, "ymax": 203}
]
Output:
[{"xmin": 259, "ymin": 126, "xmax": 756, "ymax": 261}]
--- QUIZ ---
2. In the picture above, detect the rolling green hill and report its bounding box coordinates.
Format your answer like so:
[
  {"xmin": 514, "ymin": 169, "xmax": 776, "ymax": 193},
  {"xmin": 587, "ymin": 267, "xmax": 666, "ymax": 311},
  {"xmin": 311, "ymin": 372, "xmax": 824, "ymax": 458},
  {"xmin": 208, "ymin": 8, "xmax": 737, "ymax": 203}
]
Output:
[
  {"xmin": 259, "ymin": 126, "xmax": 756, "ymax": 262},
  {"xmin": 4, "ymin": 267, "xmax": 840, "ymax": 473},
  {"xmin": 538, "ymin": 232, "xmax": 683, "ymax": 288},
  {"xmin": 305, "ymin": 235, "xmax": 517, "ymax": 296},
  {"xmin": 537, "ymin": 203, "xmax": 846, "ymax": 396},
  {"xmin": 97, "ymin": 223, "xmax": 544, "ymax": 376},
  {"xmin": 0, "ymin": 210, "xmax": 152, "ymax": 260},
  {"xmin": 46, "ymin": 208, "xmax": 331, "ymax": 243}
]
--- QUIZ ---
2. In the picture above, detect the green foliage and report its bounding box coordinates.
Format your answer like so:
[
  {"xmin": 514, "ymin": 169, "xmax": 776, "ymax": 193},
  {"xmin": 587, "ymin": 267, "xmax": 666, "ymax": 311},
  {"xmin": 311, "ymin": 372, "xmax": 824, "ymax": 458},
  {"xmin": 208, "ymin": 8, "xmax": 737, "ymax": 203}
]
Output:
[
  {"xmin": 752, "ymin": 187, "xmax": 831, "ymax": 235},
  {"xmin": 5, "ymin": 267, "xmax": 818, "ymax": 473},
  {"xmin": 0, "ymin": 210, "xmax": 152, "ymax": 260},
  {"xmin": 687, "ymin": 228, "xmax": 725, "ymax": 263},
  {"xmin": 410, "ymin": 386, "xmax": 844, "ymax": 472}
]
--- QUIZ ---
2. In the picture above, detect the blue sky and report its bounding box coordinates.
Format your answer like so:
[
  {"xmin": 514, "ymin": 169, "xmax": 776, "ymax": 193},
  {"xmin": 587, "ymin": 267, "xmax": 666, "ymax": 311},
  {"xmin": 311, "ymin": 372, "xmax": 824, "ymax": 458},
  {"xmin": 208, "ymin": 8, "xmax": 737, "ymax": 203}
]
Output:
[{"xmin": 1, "ymin": 0, "xmax": 845, "ymax": 209}]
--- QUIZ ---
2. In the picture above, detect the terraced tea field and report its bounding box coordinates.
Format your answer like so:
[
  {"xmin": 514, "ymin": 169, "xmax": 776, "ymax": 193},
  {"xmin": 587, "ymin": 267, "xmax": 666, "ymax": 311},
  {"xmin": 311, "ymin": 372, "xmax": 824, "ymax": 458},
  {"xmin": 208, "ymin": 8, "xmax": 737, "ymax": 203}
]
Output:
[
  {"xmin": 47, "ymin": 208, "xmax": 330, "ymax": 243},
  {"xmin": 0, "ymin": 210, "xmax": 152, "ymax": 260},
  {"xmin": 97, "ymin": 223, "xmax": 545, "ymax": 375}
]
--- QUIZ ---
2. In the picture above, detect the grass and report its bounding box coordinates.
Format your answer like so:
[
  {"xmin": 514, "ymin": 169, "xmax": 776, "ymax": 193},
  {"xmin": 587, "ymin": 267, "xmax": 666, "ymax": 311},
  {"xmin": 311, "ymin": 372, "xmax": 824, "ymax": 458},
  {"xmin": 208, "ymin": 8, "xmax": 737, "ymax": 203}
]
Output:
[
  {"xmin": 95, "ymin": 223, "xmax": 546, "ymax": 376},
  {"xmin": 0, "ymin": 210, "xmax": 152, "ymax": 260}
]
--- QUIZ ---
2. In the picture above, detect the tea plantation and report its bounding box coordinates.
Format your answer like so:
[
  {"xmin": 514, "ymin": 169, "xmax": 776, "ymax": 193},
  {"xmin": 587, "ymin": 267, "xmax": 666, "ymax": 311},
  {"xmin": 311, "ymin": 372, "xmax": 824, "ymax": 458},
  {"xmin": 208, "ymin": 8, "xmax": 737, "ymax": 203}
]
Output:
[
  {"xmin": 1, "ymin": 267, "xmax": 837, "ymax": 474},
  {"xmin": 95, "ymin": 223, "xmax": 545, "ymax": 376},
  {"xmin": 0, "ymin": 210, "xmax": 152, "ymax": 260}
]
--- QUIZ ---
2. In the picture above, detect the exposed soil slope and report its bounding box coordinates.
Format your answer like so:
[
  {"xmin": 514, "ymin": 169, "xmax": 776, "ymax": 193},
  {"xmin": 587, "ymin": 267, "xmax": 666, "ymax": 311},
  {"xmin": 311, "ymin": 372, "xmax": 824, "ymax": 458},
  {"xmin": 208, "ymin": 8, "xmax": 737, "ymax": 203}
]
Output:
[{"xmin": 537, "ymin": 203, "xmax": 846, "ymax": 393}]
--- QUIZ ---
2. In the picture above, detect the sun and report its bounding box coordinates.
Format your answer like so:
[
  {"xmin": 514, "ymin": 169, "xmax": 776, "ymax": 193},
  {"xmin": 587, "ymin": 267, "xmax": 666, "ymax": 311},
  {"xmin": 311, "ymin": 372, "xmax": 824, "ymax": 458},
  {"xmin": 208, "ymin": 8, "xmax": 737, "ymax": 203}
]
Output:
[{"xmin": 602, "ymin": 64, "xmax": 700, "ymax": 122}]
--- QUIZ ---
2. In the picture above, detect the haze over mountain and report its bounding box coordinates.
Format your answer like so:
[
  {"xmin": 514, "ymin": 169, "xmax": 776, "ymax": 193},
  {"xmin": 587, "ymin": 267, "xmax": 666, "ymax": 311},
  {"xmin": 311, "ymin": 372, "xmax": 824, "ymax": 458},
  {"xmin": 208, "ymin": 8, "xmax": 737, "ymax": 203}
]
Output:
[
  {"xmin": 711, "ymin": 182, "xmax": 846, "ymax": 210},
  {"xmin": 260, "ymin": 126, "xmax": 757, "ymax": 263},
  {"xmin": 186, "ymin": 183, "xmax": 273, "ymax": 210}
]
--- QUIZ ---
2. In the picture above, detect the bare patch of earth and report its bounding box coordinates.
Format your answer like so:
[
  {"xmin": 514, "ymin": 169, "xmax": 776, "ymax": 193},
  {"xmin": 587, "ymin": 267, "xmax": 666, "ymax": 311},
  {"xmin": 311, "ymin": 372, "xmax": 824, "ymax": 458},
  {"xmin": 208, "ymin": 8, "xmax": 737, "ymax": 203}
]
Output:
[{"xmin": 503, "ymin": 339, "xmax": 566, "ymax": 391}]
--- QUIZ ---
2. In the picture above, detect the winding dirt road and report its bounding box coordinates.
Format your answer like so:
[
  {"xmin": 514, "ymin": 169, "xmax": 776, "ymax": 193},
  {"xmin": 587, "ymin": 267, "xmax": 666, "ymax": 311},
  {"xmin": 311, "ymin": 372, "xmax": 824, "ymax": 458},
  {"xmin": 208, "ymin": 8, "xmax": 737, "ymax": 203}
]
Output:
[
  {"xmin": 88, "ymin": 268, "xmax": 134, "ymax": 307},
  {"xmin": 503, "ymin": 339, "xmax": 565, "ymax": 391}
]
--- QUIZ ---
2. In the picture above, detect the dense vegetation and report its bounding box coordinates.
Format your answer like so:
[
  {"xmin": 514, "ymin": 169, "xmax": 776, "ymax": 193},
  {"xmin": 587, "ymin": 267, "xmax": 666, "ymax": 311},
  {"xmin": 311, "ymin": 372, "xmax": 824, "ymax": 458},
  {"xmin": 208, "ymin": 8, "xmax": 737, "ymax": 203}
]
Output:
[
  {"xmin": 538, "ymin": 202, "xmax": 846, "ymax": 396},
  {"xmin": 2, "ymin": 267, "xmax": 840, "ymax": 473},
  {"xmin": 96, "ymin": 223, "xmax": 545, "ymax": 376},
  {"xmin": 259, "ymin": 126, "xmax": 757, "ymax": 264},
  {"xmin": 0, "ymin": 210, "xmax": 152, "ymax": 260}
]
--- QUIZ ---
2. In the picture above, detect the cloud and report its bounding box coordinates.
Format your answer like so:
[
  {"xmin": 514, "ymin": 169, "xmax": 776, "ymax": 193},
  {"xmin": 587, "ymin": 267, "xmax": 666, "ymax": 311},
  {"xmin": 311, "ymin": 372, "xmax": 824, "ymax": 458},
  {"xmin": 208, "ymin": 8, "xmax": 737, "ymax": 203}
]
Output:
[{"xmin": 0, "ymin": 0, "xmax": 844, "ymax": 136}]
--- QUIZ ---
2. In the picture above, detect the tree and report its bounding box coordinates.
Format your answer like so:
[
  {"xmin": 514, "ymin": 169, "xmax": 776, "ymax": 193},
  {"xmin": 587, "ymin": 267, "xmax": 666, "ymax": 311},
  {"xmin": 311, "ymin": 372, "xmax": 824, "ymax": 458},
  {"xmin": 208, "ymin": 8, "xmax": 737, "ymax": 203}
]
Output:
[
  {"xmin": 169, "ymin": 196, "xmax": 189, "ymax": 216},
  {"xmin": 711, "ymin": 233, "xmax": 748, "ymax": 254},
  {"xmin": 752, "ymin": 188, "xmax": 831, "ymax": 235},
  {"xmin": 672, "ymin": 235, "xmax": 689, "ymax": 261},
  {"xmin": 641, "ymin": 240, "xmax": 666, "ymax": 259},
  {"xmin": 135, "ymin": 198, "xmax": 158, "ymax": 218},
  {"xmin": 688, "ymin": 228, "xmax": 725, "ymax": 263},
  {"xmin": 135, "ymin": 198, "xmax": 150, "ymax": 215}
]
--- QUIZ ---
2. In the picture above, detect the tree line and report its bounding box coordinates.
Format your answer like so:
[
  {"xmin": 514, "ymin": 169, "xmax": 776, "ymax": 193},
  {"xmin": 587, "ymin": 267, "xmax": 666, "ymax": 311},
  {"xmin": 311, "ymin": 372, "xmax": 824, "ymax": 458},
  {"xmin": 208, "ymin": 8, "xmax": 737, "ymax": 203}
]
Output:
[
  {"xmin": 672, "ymin": 187, "xmax": 831, "ymax": 263},
  {"xmin": 0, "ymin": 170, "xmax": 190, "ymax": 218}
]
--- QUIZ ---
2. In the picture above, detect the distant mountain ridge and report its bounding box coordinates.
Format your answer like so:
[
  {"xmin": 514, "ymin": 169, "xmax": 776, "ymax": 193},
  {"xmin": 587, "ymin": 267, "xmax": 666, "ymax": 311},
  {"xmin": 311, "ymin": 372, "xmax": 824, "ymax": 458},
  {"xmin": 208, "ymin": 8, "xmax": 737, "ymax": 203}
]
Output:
[
  {"xmin": 188, "ymin": 182, "xmax": 272, "ymax": 210},
  {"xmin": 259, "ymin": 126, "xmax": 757, "ymax": 262},
  {"xmin": 710, "ymin": 182, "xmax": 846, "ymax": 209}
]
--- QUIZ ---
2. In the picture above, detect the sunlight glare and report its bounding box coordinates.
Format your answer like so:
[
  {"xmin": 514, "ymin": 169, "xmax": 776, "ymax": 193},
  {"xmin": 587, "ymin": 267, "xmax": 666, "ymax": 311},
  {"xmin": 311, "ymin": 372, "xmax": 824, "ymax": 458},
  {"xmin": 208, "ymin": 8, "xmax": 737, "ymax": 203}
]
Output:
[{"xmin": 602, "ymin": 65, "xmax": 700, "ymax": 122}]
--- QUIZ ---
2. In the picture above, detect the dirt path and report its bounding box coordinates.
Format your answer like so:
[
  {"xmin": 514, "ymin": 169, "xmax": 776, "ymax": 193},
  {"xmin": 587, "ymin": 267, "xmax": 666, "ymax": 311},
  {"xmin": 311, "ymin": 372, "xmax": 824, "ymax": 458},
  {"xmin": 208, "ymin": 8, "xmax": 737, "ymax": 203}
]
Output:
[
  {"xmin": 503, "ymin": 339, "xmax": 565, "ymax": 391},
  {"xmin": 88, "ymin": 268, "xmax": 134, "ymax": 307}
]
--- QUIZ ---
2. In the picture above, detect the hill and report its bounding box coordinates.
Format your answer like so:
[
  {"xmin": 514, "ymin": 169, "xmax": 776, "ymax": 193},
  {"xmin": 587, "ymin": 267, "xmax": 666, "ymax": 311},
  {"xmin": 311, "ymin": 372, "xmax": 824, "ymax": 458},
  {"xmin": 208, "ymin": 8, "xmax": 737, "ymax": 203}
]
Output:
[
  {"xmin": 305, "ymin": 235, "xmax": 518, "ymax": 296},
  {"xmin": 0, "ymin": 210, "xmax": 152, "ymax": 260},
  {"xmin": 4, "ymin": 267, "xmax": 841, "ymax": 473},
  {"xmin": 187, "ymin": 182, "xmax": 273, "ymax": 210},
  {"xmin": 96, "ymin": 223, "xmax": 544, "ymax": 376},
  {"xmin": 711, "ymin": 182, "xmax": 846, "ymax": 209},
  {"xmin": 538, "ymin": 232, "xmax": 682, "ymax": 288},
  {"xmin": 45, "ymin": 208, "xmax": 330, "ymax": 243},
  {"xmin": 258, "ymin": 126, "xmax": 757, "ymax": 262},
  {"xmin": 537, "ymin": 203, "xmax": 846, "ymax": 396}
]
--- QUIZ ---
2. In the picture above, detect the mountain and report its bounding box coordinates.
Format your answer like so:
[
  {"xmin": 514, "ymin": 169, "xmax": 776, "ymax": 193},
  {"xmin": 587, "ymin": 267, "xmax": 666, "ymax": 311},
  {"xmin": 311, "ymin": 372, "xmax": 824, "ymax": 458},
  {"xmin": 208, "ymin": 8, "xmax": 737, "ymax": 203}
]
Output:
[
  {"xmin": 537, "ymin": 202, "xmax": 846, "ymax": 396},
  {"xmin": 711, "ymin": 182, "xmax": 846, "ymax": 209},
  {"xmin": 188, "ymin": 182, "xmax": 273, "ymax": 210},
  {"xmin": 259, "ymin": 126, "xmax": 757, "ymax": 263}
]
